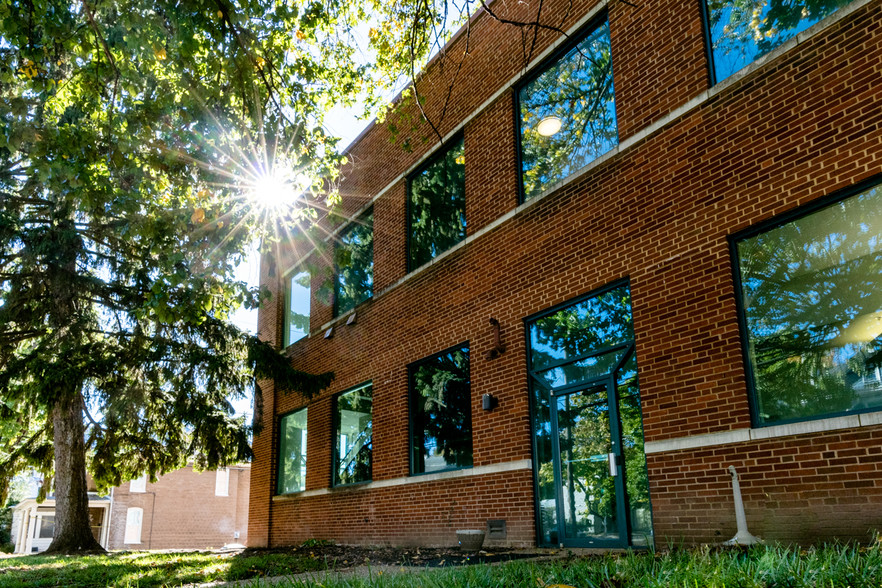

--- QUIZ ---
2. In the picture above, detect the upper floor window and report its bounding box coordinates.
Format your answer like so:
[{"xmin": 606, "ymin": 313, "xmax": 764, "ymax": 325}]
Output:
[
  {"xmin": 334, "ymin": 210, "xmax": 373, "ymax": 316},
  {"xmin": 407, "ymin": 137, "xmax": 466, "ymax": 270},
  {"xmin": 733, "ymin": 180, "xmax": 882, "ymax": 426},
  {"xmin": 409, "ymin": 344, "xmax": 472, "ymax": 474},
  {"xmin": 215, "ymin": 468, "xmax": 230, "ymax": 497},
  {"xmin": 283, "ymin": 270, "xmax": 311, "ymax": 346},
  {"xmin": 334, "ymin": 383, "xmax": 373, "ymax": 485},
  {"xmin": 277, "ymin": 407, "xmax": 308, "ymax": 494},
  {"xmin": 518, "ymin": 17, "xmax": 617, "ymax": 201},
  {"xmin": 703, "ymin": 0, "xmax": 852, "ymax": 83}
]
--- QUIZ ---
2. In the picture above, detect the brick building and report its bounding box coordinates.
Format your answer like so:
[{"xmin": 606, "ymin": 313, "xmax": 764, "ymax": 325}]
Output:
[
  {"xmin": 248, "ymin": 0, "xmax": 882, "ymax": 549},
  {"xmin": 13, "ymin": 465, "xmax": 249, "ymax": 553}
]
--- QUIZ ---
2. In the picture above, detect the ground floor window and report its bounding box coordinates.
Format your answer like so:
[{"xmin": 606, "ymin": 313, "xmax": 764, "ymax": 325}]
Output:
[
  {"xmin": 334, "ymin": 383, "xmax": 373, "ymax": 485},
  {"xmin": 734, "ymin": 180, "xmax": 882, "ymax": 426},
  {"xmin": 527, "ymin": 281, "xmax": 652, "ymax": 548},
  {"xmin": 409, "ymin": 344, "xmax": 472, "ymax": 474},
  {"xmin": 277, "ymin": 407, "xmax": 308, "ymax": 494}
]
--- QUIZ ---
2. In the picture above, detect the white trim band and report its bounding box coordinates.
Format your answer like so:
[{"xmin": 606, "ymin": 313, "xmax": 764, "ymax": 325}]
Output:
[{"xmin": 645, "ymin": 411, "xmax": 882, "ymax": 454}]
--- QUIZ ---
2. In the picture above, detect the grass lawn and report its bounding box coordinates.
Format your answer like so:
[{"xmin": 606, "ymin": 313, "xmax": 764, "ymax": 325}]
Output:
[
  {"xmin": 1, "ymin": 542, "xmax": 881, "ymax": 587},
  {"xmin": 0, "ymin": 549, "xmax": 325, "ymax": 587}
]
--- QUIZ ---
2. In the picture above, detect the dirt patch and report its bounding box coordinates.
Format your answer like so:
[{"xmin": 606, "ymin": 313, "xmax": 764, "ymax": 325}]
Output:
[{"xmin": 240, "ymin": 542, "xmax": 546, "ymax": 570}]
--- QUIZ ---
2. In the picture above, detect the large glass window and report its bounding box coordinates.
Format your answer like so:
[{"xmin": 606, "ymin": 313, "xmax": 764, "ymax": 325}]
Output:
[
  {"xmin": 408, "ymin": 137, "xmax": 466, "ymax": 270},
  {"xmin": 704, "ymin": 0, "xmax": 852, "ymax": 83},
  {"xmin": 334, "ymin": 383, "xmax": 373, "ymax": 485},
  {"xmin": 277, "ymin": 407, "xmax": 308, "ymax": 494},
  {"xmin": 334, "ymin": 210, "xmax": 373, "ymax": 316},
  {"xmin": 518, "ymin": 18, "xmax": 617, "ymax": 201},
  {"xmin": 735, "ymin": 182, "xmax": 882, "ymax": 426},
  {"xmin": 409, "ymin": 345, "xmax": 472, "ymax": 474},
  {"xmin": 283, "ymin": 271, "xmax": 310, "ymax": 346}
]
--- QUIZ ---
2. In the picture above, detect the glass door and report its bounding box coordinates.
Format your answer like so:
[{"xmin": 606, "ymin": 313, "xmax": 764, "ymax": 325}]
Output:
[
  {"xmin": 553, "ymin": 384, "xmax": 622, "ymax": 545},
  {"xmin": 528, "ymin": 281, "xmax": 652, "ymax": 548}
]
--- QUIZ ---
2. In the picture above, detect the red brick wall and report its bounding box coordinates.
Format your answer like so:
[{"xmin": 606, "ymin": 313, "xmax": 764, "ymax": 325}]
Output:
[
  {"xmin": 649, "ymin": 427, "xmax": 882, "ymax": 544},
  {"xmin": 108, "ymin": 465, "xmax": 249, "ymax": 550},
  {"xmin": 249, "ymin": 0, "xmax": 882, "ymax": 547}
]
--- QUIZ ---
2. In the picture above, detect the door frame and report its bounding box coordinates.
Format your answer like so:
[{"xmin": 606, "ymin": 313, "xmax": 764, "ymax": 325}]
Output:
[{"xmin": 525, "ymin": 278, "xmax": 650, "ymax": 549}]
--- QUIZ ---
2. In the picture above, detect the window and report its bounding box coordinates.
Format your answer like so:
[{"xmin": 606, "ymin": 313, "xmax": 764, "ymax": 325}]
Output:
[
  {"xmin": 702, "ymin": 0, "xmax": 852, "ymax": 83},
  {"xmin": 124, "ymin": 507, "xmax": 143, "ymax": 544},
  {"xmin": 334, "ymin": 383, "xmax": 373, "ymax": 485},
  {"xmin": 408, "ymin": 137, "xmax": 466, "ymax": 270},
  {"xmin": 284, "ymin": 271, "xmax": 310, "ymax": 346},
  {"xmin": 733, "ymin": 180, "xmax": 882, "ymax": 426},
  {"xmin": 518, "ymin": 17, "xmax": 617, "ymax": 201},
  {"xmin": 215, "ymin": 468, "xmax": 230, "ymax": 497},
  {"xmin": 38, "ymin": 515, "xmax": 55, "ymax": 539},
  {"xmin": 277, "ymin": 407, "xmax": 308, "ymax": 494},
  {"xmin": 334, "ymin": 210, "xmax": 373, "ymax": 316},
  {"xmin": 129, "ymin": 474, "xmax": 146, "ymax": 493},
  {"xmin": 409, "ymin": 345, "xmax": 472, "ymax": 474}
]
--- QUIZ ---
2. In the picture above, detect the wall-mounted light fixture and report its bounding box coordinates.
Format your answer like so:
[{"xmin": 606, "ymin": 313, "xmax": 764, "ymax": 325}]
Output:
[
  {"xmin": 482, "ymin": 393, "xmax": 497, "ymax": 411},
  {"xmin": 486, "ymin": 318, "xmax": 506, "ymax": 360}
]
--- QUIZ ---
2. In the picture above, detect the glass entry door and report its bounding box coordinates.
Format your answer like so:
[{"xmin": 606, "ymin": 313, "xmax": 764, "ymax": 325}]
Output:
[
  {"xmin": 554, "ymin": 384, "xmax": 620, "ymax": 543},
  {"xmin": 528, "ymin": 281, "xmax": 652, "ymax": 548}
]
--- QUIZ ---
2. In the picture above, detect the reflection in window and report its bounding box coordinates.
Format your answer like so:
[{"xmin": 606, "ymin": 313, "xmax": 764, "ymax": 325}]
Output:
[
  {"xmin": 519, "ymin": 19, "xmax": 617, "ymax": 200},
  {"xmin": 736, "ymin": 183, "xmax": 882, "ymax": 425},
  {"xmin": 530, "ymin": 285, "xmax": 634, "ymax": 373},
  {"xmin": 284, "ymin": 271, "xmax": 310, "ymax": 346},
  {"xmin": 335, "ymin": 211, "xmax": 373, "ymax": 316},
  {"xmin": 408, "ymin": 137, "xmax": 466, "ymax": 270},
  {"xmin": 335, "ymin": 384, "xmax": 373, "ymax": 485},
  {"xmin": 617, "ymin": 354, "xmax": 652, "ymax": 545},
  {"xmin": 38, "ymin": 515, "xmax": 55, "ymax": 539},
  {"xmin": 277, "ymin": 408, "xmax": 308, "ymax": 494},
  {"xmin": 410, "ymin": 346, "xmax": 472, "ymax": 474},
  {"xmin": 704, "ymin": 0, "xmax": 851, "ymax": 83}
]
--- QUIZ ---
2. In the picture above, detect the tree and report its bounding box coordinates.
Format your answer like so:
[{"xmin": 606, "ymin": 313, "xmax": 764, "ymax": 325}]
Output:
[{"xmin": 0, "ymin": 0, "xmax": 381, "ymax": 553}]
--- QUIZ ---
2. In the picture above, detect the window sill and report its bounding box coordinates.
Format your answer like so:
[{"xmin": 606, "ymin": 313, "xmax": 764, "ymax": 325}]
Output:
[
  {"xmin": 644, "ymin": 410, "xmax": 882, "ymax": 454},
  {"xmin": 271, "ymin": 458, "xmax": 531, "ymax": 501}
]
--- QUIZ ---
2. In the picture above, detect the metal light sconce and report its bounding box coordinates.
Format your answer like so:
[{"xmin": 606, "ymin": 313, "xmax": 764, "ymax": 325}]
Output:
[
  {"xmin": 486, "ymin": 317, "xmax": 506, "ymax": 360},
  {"xmin": 482, "ymin": 393, "xmax": 497, "ymax": 411}
]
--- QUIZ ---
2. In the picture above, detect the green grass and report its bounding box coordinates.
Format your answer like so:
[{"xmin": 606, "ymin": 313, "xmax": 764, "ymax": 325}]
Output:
[
  {"xmin": 264, "ymin": 543, "xmax": 882, "ymax": 588},
  {"xmin": 1, "ymin": 543, "xmax": 881, "ymax": 588},
  {"xmin": 0, "ymin": 549, "xmax": 325, "ymax": 587}
]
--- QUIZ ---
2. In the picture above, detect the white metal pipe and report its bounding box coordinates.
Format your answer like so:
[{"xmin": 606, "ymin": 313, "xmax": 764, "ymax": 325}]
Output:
[{"xmin": 724, "ymin": 465, "xmax": 762, "ymax": 545}]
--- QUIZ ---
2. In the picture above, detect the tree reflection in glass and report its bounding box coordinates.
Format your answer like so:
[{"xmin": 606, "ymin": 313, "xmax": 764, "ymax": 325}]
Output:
[
  {"xmin": 334, "ymin": 210, "xmax": 373, "ymax": 316},
  {"xmin": 519, "ymin": 20, "xmax": 617, "ymax": 200},
  {"xmin": 410, "ymin": 346, "xmax": 472, "ymax": 473},
  {"xmin": 705, "ymin": 0, "xmax": 852, "ymax": 82},
  {"xmin": 277, "ymin": 407, "xmax": 307, "ymax": 494},
  {"xmin": 408, "ymin": 138, "xmax": 466, "ymax": 270},
  {"xmin": 737, "ymin": 185, "xmax": 882, "ymax": 425},
  {"xmin": 335, "ymin": 384, "xmax": 373, "ymax": 485}
]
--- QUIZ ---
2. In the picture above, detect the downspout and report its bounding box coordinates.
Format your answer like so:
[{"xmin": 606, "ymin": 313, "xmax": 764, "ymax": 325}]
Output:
[{"xmin": 104, "ymin": 487, "xmax": 114, "ymax": 550}]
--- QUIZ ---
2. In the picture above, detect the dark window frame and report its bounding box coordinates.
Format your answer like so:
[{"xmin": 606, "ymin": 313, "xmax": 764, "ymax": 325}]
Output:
[
  {"xmin": 276, "ymin": 405, "xmax": 309, "ymax": 496},
  {"xmin": 407, "ymin": 342, "xmax": 473, "ymax": 476},
  {"xmin": 729, "ymin": 174, "xmax": 882, "ymax": 429},
  {"xmin": 333, "ymin": 208, "xmax": 374, "ymax": 317},
  {"xmin": 514, "ymin": 9, "xmax": 615, "ymax": 204},
  {"xmin": 331, "ymin": 381, "xmax": 374, "ymax": 488},
  {"xmin": 405, "ymin": 133, "xmax": 467, "ymax": 273}
]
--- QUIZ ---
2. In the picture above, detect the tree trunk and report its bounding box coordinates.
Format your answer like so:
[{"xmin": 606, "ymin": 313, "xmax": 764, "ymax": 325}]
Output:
[{"xmin": 44, "ymin": 393, "xmax": 104, "ymax": 554}]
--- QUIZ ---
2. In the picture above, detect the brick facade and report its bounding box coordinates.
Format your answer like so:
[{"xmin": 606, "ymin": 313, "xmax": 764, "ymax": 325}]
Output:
[
  {"xmin": 249, "ymin": 0, "xmax": 882, "ymax": 548},
  {"xmin": 108, "ymin": 465, "xmax": 249, "ymax": 550}
]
